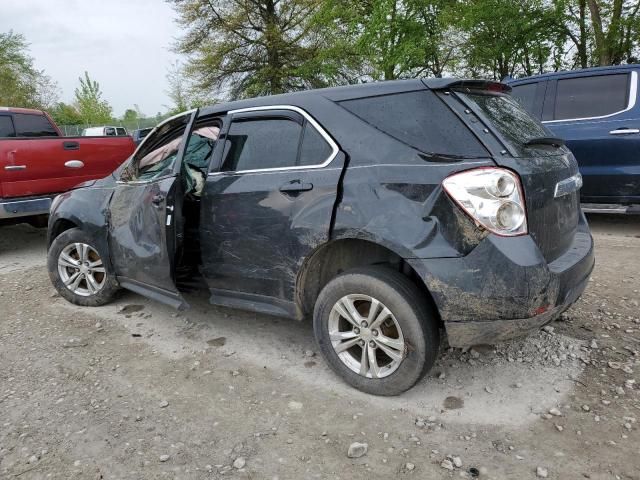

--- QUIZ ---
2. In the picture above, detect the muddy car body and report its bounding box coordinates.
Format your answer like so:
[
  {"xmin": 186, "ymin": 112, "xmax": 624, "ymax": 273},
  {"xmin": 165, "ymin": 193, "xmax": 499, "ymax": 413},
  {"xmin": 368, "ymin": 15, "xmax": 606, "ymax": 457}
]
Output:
[{"xmin": 47, "ymin": 79, "xmax": 594, "ymax": 395}]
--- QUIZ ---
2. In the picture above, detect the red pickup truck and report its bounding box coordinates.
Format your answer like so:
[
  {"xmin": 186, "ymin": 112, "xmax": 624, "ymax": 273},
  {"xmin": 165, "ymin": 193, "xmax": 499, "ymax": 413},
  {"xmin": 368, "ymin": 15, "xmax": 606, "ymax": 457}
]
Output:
[{"xmin": 0, "ymin": 107, "xmax": 136, "ymax": 226}]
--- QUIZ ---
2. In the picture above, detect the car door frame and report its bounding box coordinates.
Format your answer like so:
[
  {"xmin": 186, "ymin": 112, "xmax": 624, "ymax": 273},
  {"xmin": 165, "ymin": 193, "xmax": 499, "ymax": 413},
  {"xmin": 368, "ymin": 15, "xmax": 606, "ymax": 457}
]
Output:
[
  {"xmin": 541, "ymin": 69, "xmax": 640, "ymax": 202},
  {"xmin": 200, "ymin": 104, "xmax": 343, "ymax": 319},
  {"xmin": 108, "ymin": 110, "xmax": 198, "ymax": 309}
]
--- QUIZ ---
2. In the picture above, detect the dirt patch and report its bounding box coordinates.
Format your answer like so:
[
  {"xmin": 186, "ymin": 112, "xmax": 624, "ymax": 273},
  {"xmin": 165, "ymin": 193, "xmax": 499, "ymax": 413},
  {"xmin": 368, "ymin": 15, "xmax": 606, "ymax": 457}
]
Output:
[
  {"xmin": 443, "ymin": 396, "xmax": 464, "ymax": 410},
  {"xmin": 1, "ymin": 214, "xmax": 639, "ymax": 479}
]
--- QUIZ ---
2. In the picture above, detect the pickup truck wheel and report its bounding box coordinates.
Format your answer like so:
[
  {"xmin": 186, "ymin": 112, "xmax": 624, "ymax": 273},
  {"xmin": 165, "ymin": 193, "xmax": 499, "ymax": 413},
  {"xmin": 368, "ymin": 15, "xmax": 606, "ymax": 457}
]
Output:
[
  {"xmin": 48, "ymin": 228, "xmax": 118, "ymax": 306},
  {"xmin": 313, "ymin": 266, "xmax": 439, "ymax": 396}
]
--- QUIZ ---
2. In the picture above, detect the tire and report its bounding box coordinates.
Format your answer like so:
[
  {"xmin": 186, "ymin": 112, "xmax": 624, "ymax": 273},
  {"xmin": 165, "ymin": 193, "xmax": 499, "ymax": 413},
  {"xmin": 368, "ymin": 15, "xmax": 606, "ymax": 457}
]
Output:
[
  {"xmin": 47, "ymin": 227, "xmax": 119, "ymax": 306},
  {"xmin": 313, "ymin": 266, "xmax": 440, "ymax": 396}
]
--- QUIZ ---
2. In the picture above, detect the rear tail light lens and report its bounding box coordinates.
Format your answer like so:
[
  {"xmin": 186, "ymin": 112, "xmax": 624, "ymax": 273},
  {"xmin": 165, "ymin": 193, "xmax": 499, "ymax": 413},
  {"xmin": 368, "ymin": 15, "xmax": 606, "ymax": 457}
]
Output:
[{"xmin": 442, "ymin": 168, "xmax": 527, "ymax": 236}]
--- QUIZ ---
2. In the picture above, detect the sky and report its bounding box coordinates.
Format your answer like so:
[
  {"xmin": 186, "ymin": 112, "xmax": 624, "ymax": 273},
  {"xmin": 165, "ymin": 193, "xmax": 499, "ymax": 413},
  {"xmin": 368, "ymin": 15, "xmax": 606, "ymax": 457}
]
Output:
[{"xmin": 2, "ymin": 0, "xmax": 182, "ymax": 117}]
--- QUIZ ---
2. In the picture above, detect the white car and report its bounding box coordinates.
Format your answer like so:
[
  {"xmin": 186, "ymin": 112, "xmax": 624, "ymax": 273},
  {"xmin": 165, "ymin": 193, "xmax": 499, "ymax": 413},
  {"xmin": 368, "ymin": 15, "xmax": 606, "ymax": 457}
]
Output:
[{"xmin": 81, "ymin": 126, "xmax": 128, "ymax": 136}]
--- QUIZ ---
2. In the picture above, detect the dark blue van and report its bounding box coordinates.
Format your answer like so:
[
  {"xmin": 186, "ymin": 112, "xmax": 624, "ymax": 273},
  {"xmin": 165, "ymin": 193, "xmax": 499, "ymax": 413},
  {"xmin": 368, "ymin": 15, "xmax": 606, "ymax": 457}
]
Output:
[{"xmin": 507, "ymin": 65, "xmax": 639, "ymax": 212}]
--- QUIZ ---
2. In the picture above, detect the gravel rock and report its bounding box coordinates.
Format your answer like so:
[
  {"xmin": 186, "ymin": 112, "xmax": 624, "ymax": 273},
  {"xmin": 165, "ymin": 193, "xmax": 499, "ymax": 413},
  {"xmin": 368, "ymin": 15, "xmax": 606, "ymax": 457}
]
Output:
[
  {"xmin": 233, "ymin": 457, "xmax": 246, "ymax": 469},
  {"xmin": 441, "ymin": 459, "xmax": 454, "ymax": 470},
  {"xmin": 159, "ymin": 454, "xmax": 170, "ymax": 462},
  {"xmin": 536, "ymin": 466, "xmax": 548, "ymax": 478},
  {"xmin": 452, "ymin": 456, "xmax": 463, "ymax": 468},
  {"xmin": 159, "ymin": 400, "xmax": 169, "ymax": 408},
  {"xmin": 347, "ymin": 442, "xmax": 368, "ymax": 458},
  {"xmin": 549, "ymin": 408, "xmax": 562, "ymax": 416},
  {"xmin": 405, "ymin": 462, "xmax": 416, "ymax": 471}
]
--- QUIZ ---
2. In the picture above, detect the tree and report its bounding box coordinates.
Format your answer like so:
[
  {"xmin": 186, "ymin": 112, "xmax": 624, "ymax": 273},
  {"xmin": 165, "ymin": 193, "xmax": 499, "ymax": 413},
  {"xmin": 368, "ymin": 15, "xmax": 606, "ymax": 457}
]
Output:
[
  {"xmin": 74, "ymin": 71, "xmax": 113, "ymax": 124},
  {"xmin": 123, "ymin": 109, "xmax": 138, "ymax": 123},
  {"xmin": 169, "ymin": 0, "xmax": 342, "ymax": 99},
  {"xmin": 318, "ymin": 0, "xmax": 461, "ymax": 81},
  {"xmin": 49, "ymin": 102, "xmax": 83, "ymax": 125},
  {"xmin": 458, "ymin": 0, "xmax": 564, "ymax": 79},
  {"xmin": 0, "ymin": 30, "xmax": 59, "ymax": 109},
  {"xmin": 586, "ymin": 0, "xmax": 640, "ymax": 65}
]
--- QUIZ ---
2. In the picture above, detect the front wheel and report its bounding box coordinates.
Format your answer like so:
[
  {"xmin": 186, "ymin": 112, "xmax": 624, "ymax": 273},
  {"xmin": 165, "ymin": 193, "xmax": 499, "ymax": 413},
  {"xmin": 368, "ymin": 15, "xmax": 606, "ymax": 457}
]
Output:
[
  {"xmin": 313, "ymin": 266, "xmax": 440, "ymax": 396},
  {"xmin": 47, "ymin": 228, "xmax": 119, "ymax": 306}
]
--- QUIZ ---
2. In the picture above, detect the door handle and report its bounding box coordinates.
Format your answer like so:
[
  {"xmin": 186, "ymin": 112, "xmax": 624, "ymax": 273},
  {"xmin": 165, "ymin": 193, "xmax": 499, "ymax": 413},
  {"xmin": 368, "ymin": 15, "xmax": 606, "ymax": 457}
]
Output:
[
  {"xmin": 63, "ymin": 141, "xmax": 80, "ymax": 150},
  {"xmin": 4, "ymin": 165, "xmax": 26, "ymax": 171},
  {"xmin": 609, "ymin": 128, "xmax": 640, "ymax": 135},
  {"xmin": 151, "ymin": 194, "xmax": 165, "ymax": 205},
  {"xmin": 279, "ymin": 181, "xmax": 313, "ymax": 193},
  {"xmin": 64, "ymin": 160, "xmax": 84, "ymax": 169}
]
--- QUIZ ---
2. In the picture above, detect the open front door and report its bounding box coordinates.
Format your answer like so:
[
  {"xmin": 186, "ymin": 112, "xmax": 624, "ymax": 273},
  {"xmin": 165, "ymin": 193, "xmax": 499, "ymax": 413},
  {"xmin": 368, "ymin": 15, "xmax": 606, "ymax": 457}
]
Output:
[{"xmin": 107, "ymin": 111, "xmax": 196, "ymax": 309}]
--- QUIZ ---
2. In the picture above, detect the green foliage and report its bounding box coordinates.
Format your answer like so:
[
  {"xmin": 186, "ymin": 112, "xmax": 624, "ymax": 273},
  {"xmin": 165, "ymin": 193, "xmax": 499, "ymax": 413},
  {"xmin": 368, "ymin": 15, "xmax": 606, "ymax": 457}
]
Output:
[
  {"xmin": 0, "ymin": 30, "xmax": 59, "ymax": 109},
  {"xmin": 49, "ymin": 102, "xmax": 83, "ymax": 125},
  {"xmin": 169, "ymin": 0, "xmax": 346, "ymax": 100},
  {"xmin": 74, "ymin": 71, "xmax": 113, "ymax": 124},
  {"xmin": 123, "ymin": 109, "xmax": 138, "ymax": 123}
]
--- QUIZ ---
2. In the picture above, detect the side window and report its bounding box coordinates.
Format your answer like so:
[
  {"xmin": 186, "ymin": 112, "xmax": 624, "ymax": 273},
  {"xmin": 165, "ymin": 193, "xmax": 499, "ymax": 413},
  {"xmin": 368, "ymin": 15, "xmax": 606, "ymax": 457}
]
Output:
[
  {"xmin": 13, "ymin": 113, "xmax": 58, "ymax": 137},
  {"xmin": 116, "ymin": 127, "xmax": 127, "ymax": 136},
  {"xmin": 223, "ymin": 118, "xmax": 302, "ymax": 171},
  {"xmin": 511, "ymin": 83, "xmax": 537, "ymax": 115},
  {"xmin": 0, "ymin": 116, "xmax": 15, "ymax": 137},
  {"xmin": 121, "ymin": 114, "xmax": 191, "ymax": 182},
  {"xmin": 299, "ymin": 122, "xmax": 333, "ymax": 166},
  {"xmin": 554, "ymin": 74, "xmax": 629, "ymax": 120},
  {"xmin": 105, "ymin": 127, "xmax": 116, "ymax": 136},
  {"xmin": 339, "ymin": 91, "xmax": 487, "ymax": 157}
]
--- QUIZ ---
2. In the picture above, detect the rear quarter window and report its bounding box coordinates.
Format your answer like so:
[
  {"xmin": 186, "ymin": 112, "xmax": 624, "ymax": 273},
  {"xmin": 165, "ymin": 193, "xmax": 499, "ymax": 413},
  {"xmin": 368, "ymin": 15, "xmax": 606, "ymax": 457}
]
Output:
[
  {"xmin": 13, "ymin": 113, "xmax": 58, "ymax": 137},
  {"xmin": 339, "ymin": 90, "xmax": 487, "ymax": 158}
]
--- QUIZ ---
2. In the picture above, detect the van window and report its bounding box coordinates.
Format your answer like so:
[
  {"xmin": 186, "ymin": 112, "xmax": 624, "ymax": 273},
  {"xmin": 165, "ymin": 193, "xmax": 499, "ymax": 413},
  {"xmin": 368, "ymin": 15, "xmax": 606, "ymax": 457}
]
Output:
[
  {"xmin": 460, "ymin": 91, "xmax": 558, "ymax": 157},
  {"xmin": 339, "ymin": 91, "xmax": 487, "ymax": 157},
  {"xmin": 13, "ymin": 113, "xmax": 58, "ymax": 137},
  {"xmin": 0, "ymin": 116, "xmax": 15, "ymax": 137},
  {"xmin": 511, "ymin": 83, "xmax": 537, "ymax": 114},
  {"xmin": 223, "ymin": 118, "xmax": 302, "ymax": 171},
  {"xmin": 554, "ymin": 74, "xmax": 629, "ymax": 120}
]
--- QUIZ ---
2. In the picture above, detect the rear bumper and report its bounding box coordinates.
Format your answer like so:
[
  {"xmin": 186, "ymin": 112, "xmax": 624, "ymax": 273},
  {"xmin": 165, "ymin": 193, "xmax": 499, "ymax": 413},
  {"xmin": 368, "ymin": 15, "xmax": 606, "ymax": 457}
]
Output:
[
  {"xmin": 409, "ymin": 214, "xmax": 595, "ymax": 347},
  {"xmin": 0, "ymin": 196, "xmax": 52, "ymax": 219}
]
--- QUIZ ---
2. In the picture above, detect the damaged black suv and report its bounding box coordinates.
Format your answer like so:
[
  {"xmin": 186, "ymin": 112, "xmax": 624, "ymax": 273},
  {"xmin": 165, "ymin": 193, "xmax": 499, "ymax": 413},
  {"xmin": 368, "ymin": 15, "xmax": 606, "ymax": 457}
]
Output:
[{"xmin": 47, "ymin": 79, "xmax": 594, "ymax": 395}]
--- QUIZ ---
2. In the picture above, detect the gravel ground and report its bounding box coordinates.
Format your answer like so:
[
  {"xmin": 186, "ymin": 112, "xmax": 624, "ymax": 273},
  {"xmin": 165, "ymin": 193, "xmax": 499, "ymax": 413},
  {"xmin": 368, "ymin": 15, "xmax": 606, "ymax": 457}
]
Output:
[{"xmin": 0, "ymin": 214, "xmax": 638, "ymax": 479}]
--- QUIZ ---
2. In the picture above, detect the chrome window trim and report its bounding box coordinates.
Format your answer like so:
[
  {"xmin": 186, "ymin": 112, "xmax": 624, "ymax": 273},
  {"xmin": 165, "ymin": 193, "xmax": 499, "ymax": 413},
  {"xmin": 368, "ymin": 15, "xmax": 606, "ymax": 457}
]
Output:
[
  {"xmin": 218, "ymin": 105, "xmax": 339, "ymax": 174},
  {"xmin": 543, "ymin": 71, "xmax": 637, "ymax": 124}
]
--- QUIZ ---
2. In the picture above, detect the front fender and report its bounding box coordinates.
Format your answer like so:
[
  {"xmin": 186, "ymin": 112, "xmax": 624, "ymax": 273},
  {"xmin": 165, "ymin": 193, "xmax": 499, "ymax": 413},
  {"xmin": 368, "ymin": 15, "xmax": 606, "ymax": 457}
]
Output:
[{"xmin": 48, "ymin": 185, "xmax": 114, "ymax": 269}]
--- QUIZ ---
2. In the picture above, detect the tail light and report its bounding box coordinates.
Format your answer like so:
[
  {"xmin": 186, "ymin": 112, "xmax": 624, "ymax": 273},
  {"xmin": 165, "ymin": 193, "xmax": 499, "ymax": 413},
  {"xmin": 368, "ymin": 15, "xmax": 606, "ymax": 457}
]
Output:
[{"xmin": 442, "ymin": 167, "xmax": 527, "ymax": 236}]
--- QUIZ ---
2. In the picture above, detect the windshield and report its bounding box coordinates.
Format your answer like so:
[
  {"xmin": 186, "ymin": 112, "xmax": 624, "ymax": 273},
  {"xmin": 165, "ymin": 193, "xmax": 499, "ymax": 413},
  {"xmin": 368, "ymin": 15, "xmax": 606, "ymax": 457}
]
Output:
[{"xmin": 458, "ymin": 91, "xmax": 566, "ymax": 157}]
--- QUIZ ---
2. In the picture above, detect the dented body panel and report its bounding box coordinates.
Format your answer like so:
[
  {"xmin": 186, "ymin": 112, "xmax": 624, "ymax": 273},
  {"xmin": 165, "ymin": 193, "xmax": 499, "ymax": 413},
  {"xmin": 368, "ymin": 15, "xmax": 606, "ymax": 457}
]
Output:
[{"xmin": 48, "ymin": 78, "xmax": 595, "ymax": 348}]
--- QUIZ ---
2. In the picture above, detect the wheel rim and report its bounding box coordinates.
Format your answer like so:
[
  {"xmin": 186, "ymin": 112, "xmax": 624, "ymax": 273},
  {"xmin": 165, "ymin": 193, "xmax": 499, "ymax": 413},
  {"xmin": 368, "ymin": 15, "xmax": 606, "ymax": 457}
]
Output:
[
  {"xmin": 57, "ymin": 243, "xmax": 106, "ymax": 297},
  {"xmin": 328, "ymin": 294, "xmax": 405, "ymax": 379}
]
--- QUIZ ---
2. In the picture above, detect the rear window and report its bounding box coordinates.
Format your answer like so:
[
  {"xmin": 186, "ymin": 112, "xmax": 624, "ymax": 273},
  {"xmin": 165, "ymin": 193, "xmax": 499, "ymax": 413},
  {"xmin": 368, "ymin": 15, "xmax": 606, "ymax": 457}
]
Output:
[
  {"xmin": 459, "ymin": 92, "xmax": 558, "ymax": 157},
  {"xmin": 0, "ymin": 116, "xmax": 15, "ymax": 137},
  {"xmin": 339, "ymin": 91, "xmax": 487, "ymax": 158},
  {"xmin": 13, "ymin": 113, "xmax": 58, "ymax": 137},
  {"xmin": 554, "ymin": 74, "xmax": 629, "ymax": 120}
]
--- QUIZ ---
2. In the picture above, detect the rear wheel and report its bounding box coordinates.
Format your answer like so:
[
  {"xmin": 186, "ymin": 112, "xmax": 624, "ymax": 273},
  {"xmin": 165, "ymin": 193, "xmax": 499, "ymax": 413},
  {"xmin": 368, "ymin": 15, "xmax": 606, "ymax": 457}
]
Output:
[
  {"xmin": 48, "ymin": 228, "xmax": 119, "ymax": 306},
  {"xmin": 313, "ymin": 266, "xmax": 439, "ymax": 396}
]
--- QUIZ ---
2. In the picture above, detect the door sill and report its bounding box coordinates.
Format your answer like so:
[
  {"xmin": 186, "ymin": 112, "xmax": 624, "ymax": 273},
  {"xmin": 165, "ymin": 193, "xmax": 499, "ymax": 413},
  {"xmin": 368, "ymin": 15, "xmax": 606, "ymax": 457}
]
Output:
[
  {"xmin": 117, "ymin": 277, "xmax": 189, "ymax": 310},
  {"xmin": 208, "ymin": 288, "xmax": 300, "ymax": 320}
]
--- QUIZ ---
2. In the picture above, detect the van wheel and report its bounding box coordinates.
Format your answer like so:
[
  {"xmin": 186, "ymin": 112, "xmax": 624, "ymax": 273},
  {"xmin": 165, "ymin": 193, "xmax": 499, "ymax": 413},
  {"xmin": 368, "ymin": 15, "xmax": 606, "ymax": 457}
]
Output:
[
  {"xmin": 47, "ymin": 228, "xmax": 119, "ymax": 306},
  {"xmin": 313, "ymin": 266, "xmax": 439, "ymax": 396}
]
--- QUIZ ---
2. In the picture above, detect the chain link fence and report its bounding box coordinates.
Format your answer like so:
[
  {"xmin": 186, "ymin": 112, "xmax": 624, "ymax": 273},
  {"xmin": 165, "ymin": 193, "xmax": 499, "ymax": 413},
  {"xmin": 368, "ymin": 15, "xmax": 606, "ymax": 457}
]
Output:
[{"xmin": 58, "ymin": 118, "xmax": 159, "ymax": 136}]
